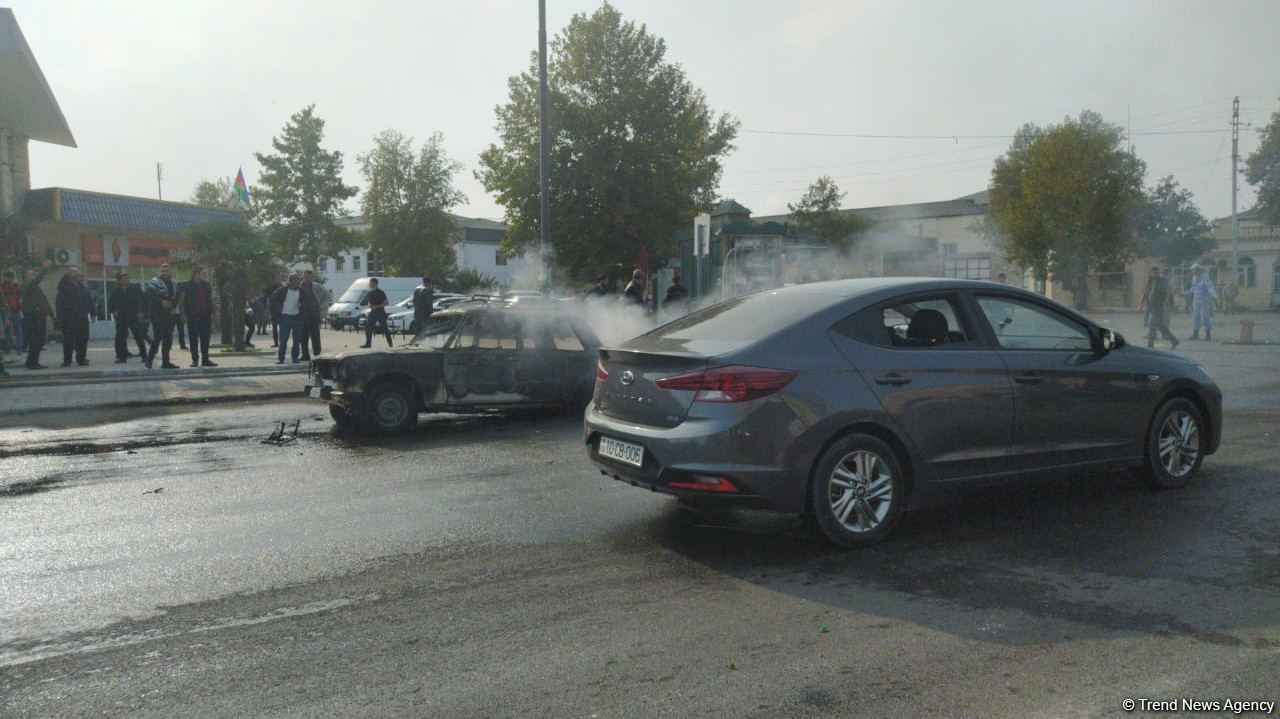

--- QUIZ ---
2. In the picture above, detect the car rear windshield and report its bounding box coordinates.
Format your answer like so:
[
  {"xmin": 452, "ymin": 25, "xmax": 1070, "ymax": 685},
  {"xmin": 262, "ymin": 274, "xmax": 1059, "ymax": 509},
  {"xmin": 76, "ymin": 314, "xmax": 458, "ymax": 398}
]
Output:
[{"xmin": 647, "ymin": 290, "xmax": 834, "ymax": 344}]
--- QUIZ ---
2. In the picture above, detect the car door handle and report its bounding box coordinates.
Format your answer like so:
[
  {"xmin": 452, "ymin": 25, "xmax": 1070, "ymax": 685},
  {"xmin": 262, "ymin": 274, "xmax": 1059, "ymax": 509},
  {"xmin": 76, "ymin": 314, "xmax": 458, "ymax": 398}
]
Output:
[
  {"xmin": 1013, "ymin": 372, "xmax": 1044, "ymax": 385},
  {"xmin": 874, "ymin": 373, "xmax": 912, "ymax": 386}
]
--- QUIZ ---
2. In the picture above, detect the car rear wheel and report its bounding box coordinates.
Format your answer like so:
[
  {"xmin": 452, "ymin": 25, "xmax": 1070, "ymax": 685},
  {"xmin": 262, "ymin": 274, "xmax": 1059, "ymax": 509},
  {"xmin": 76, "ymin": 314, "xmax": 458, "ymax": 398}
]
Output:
[
  {"xmin": 362, "ymin": 383, "xmax": 417, "ymax": 433},
  {"xmin": 1141, "ymin": 398, "xmax": 1205, "ymax": 489},
  {"xmin": 329, "ymin": 404, "xmax": 360, "ymax": 431},
  {"xmin": 808, "ymin": 434, "xmax": 904, "ymax": 547}
]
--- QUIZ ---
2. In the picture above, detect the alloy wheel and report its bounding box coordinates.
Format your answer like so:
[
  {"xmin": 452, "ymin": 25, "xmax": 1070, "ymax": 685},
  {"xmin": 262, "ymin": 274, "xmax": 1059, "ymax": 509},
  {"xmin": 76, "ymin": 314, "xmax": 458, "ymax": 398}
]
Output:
[
  {"xmin": 1158, "ymin": 410, "xmax": 1200, "ymax": 477},
  {"xmin": 828, "ymin": 450, "xmax": 894, "ymax": 533}
]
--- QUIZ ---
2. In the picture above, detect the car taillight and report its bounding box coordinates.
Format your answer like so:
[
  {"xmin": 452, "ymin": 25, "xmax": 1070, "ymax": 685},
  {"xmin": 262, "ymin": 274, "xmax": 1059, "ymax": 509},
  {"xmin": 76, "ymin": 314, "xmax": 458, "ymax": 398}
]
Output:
[
  {"xmin": 596, "ymin": 360, "xmax": 609, "ymax": 381},
  {"xmin": 655, "ymin": 365, "xmax": 796, "ymax": 403},
  {"xmin": 668, "ymin": 475, "xmax": 739, "ymax": 493}
]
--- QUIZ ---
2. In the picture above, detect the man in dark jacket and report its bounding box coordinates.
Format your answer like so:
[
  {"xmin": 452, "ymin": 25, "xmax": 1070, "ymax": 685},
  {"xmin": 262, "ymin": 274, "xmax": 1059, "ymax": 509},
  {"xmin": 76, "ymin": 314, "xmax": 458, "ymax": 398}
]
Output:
[
  {"xmin": 20, "ymin": 261, "xmax": 52, "ymax": 369},
  {"xmin": 622, "ymin": 269, "xmax": 645, "ymax": 306},
  {"xmin": 144, "ymin": 263, "xmax": 180, "ymax": 369},
  {"xmin": 178, "ymin": 266, "xmax": 217, "ymax": 367},
  {"xmin": 109, "ymin": 272, "xmax": 148, "ymax": 363},
  {"xmin": 56, "ymin": 268, "xmax": 94, "ymax": 367},
  {"xmin": 412, "ymin": 276, "xmax": 434, "ymax": 333},
  {"xmin": 299, "ymin": 269, "xmax": 323, "ymax": 360},
  {"xmin": 265, "ymin": 273, "xmax": 284, "ymax": 347},
  {"xmin": 361, "ymin": 277, "xmax": 393, "ymax": 348}
]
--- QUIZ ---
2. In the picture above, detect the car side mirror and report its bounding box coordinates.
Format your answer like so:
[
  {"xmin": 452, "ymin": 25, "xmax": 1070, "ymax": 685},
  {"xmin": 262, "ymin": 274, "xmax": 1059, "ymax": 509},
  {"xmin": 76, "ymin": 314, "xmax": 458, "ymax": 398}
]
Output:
[{"xmin": 1095, "ymin": 328, "xmax": 1117, "ymax": 353}]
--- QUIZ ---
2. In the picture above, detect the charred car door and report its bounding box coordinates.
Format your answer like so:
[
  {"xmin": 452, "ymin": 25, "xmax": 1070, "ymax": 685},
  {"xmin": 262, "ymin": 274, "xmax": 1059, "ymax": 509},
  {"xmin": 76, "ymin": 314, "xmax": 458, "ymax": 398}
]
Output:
[
  {"xmin": 514, "ymin": 315, "xmax": 588, "ymax": 400},
  {"xmin": 443, "ymin": 312, "xmax": 521, "ymax": 402}
]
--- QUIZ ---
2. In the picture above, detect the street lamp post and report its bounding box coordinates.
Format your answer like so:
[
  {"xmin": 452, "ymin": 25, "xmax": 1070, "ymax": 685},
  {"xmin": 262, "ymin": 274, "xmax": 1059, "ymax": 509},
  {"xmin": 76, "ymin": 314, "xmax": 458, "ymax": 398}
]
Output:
[{"xmin": 538, "ymin": 0, "xmax": 551, "ymax": 293}]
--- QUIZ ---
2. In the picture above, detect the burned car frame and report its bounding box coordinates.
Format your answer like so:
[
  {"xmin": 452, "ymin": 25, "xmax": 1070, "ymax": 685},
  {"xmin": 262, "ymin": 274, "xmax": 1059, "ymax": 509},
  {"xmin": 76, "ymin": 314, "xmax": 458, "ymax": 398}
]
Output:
[{"xmin": 306, "ymin": 297, "xmax": 601, "ymax": 432}]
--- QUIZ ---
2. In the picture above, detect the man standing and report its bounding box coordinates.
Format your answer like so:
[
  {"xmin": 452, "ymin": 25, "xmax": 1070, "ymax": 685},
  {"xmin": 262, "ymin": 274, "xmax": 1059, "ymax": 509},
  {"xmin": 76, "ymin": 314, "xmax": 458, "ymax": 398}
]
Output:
[
  {"xmin": 623, "ymin": 269, "xmax": 645, "ymax": 306},
  {"xmin": 361, "ymin": 277, "xmax": 393, "ymax": 348},
  {"xmin": 144, "ymin": 263, "xmax": 180, "ymax": 369},
  {"xmin": 1, "ymin": 269, "xmax": 23, "ymax": 354},
  {"xmin": 1138, "ymin": 267, "xmax": 1179, "ymax": 350},
  {"xmin": 299, "ymin": 269, "xmax": 323, "ymax": 360},
  {"xmin": 108, "ymin": 272, "xmax": 148, "ymax": 363},
  {"xmin": 412, "ymin": 276, "xmax": 434, "ymax": 333},
  {"xmin": 56, "ymin": 268, "xmax": 93, "ymax": 367},
  {"xmin": 272, "ymin": 274, "xmax": 311, "ymax": 364},
  {"xmin": 662, "ymin": 271, "xmax": 688, "ymax": 313},
  {"xmin": 265, "ymin": 273, "xmax": 284, "ymax": 347},
  {"xmin": 20, "ymin": 261, "xmax": 52, "ymax": 369},
  {"xmin": 1185, "ymin": 264, "xmax": 1218, "ymax": 341},
  {"xmin": 178, "ymin": 266, "xmax": 217, "ymax": 367}
]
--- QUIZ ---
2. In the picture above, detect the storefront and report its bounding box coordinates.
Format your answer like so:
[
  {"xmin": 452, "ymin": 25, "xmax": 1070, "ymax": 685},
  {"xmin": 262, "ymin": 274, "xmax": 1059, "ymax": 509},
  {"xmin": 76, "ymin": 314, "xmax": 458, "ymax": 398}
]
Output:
[{"xmin": 21, "ymin": 187, "xmax": 242, "ymax": 337}]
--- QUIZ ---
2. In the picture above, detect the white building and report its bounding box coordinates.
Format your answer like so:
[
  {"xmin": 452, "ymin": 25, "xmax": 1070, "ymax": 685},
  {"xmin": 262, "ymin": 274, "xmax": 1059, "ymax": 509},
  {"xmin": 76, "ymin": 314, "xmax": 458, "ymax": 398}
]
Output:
[{"xmin": 323, "ymin": 215, "xmax": 529, "ymax": 289}]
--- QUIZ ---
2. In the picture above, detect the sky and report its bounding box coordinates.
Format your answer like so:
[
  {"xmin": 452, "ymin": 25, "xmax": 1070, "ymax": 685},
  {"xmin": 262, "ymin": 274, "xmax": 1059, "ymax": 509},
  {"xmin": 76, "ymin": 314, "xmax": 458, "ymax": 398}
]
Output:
[{"xmin": 11, "ymin": 0, "xmax": 1280, "ymax": 223}]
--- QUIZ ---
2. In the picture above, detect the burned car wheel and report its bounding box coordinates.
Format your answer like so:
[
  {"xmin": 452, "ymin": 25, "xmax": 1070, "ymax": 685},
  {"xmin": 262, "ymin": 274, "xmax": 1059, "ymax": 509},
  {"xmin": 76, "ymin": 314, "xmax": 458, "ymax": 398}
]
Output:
[
  {"xmin": 329, "ymin": 404, "xmax": 361, "ymax": 431},
  {"xmin": 808, "ymin": 434, "xmax": 904, "ymax": 548},
  {"xmin": 1141, "ymin": 397, "xmax": 1205, "ymax": 489},
  {"xmin": 363, "ymin": 384, "xmax": 416, "ymax": 433}
]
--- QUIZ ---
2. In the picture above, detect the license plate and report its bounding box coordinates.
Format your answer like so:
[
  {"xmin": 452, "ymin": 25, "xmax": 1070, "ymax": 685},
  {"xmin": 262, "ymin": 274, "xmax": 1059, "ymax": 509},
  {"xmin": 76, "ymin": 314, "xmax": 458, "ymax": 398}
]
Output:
[{"xmin": 599, "ymin": 436, "xmax": 644, "ymax": 468}]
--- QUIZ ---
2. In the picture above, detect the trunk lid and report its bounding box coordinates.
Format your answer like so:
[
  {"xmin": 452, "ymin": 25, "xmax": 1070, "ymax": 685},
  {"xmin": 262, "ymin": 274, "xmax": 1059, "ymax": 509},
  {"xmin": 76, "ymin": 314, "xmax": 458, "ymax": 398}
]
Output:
[{"xmin": 596, "ymin": 348, "xmax": 708, "ymax": 428}]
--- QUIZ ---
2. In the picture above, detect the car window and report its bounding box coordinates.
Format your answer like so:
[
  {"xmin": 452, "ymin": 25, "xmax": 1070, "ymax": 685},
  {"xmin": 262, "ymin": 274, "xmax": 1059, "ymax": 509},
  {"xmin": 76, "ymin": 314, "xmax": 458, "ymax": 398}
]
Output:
[
  {"xmin": 551, "ymin": 320, "xmax": 585, "ymax": 351},
  {"xmin": 976, "ymin": 296, "xmax": 1093, "ymax": 351},
  {"xmin": 834, "ymin": 295, "xmax": 971, "ymax": 349},
  {"xmin": 474, "ymin": 314, "xmax": 518, "ymax": 350},
  {"xmin": 410, "ymin": 317, "xmax": 457, "ymax": 348}
]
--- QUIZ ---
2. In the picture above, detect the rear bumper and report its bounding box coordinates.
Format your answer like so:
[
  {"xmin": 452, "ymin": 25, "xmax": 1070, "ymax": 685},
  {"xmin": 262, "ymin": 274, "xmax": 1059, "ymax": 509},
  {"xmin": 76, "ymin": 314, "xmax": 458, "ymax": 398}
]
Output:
[{"xmin": 583, "ymin": 404, "xmax": 806, "ymax": 513}]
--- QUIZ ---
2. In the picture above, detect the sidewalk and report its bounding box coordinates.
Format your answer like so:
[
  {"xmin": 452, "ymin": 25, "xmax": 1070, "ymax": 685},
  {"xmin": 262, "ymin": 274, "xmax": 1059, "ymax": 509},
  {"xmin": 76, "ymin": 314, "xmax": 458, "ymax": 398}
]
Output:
[{"xmin": 0, "ymin": 327, "xmax": 388, "ymax": 412}]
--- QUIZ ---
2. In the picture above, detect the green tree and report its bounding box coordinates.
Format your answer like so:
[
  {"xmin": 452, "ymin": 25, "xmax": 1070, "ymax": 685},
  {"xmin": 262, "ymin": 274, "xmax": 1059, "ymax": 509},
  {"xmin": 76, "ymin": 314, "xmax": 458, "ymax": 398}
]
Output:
[
  {"xmin": 358, "ymin": 130, "xmax": 465, "ymax": 278},
  {"xmin": 477, "ymin": 2, "xmax": 738, "ymax": 283},
  {"xmin": 189, "ymin": 177, "xmax": 239, "ymax": 209},
  {"xmin": 1135, "ymin": 175, "xmax": 1213, "ymax": 268},
  {"xmin": 252, "ymin": 105, "xmax": 359, "ymax": 269},
  {"xmin": 441, "ymin": 267, "xmax": 496, "ymax": 294},
  {"xmin": 987, "ymin": 111, "xmax": 1146, "ymax": 309},
  {"xmin": 787, "ymin": 176, "xmax": 868, "ymax": 254},
  {"xmin": 1244, "ymin": 98, "xmax": 1280, "ymax": 227},
  {"xmin": 186, "ymin": 219, "xmax": 281, "ymax": 350}
]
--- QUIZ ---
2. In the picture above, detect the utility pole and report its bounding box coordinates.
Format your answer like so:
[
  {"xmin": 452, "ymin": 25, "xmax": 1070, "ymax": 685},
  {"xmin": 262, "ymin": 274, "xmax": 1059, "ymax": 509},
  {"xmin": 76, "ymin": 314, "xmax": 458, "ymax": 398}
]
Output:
[
  {"xmin": 1231, "ymin": 96, "xmax": 1239, "ymax": 282},
  {"xmin": 537, "ymin": 0, "xmax": 551, "ymax": 293},
  {"xmin": 156, "ymin": 162, "xmax": 164, "ymax": 201}
]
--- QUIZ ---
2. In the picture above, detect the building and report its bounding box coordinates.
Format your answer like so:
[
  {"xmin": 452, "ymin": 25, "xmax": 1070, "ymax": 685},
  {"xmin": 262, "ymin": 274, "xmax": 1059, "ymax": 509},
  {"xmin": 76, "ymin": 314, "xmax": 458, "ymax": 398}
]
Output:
[
  {"xmin": 21, "ymin": 187, "xmax": 243, "ymax": 336},
  {"xmin": 1203, "ymin": 209, "xmax": 1279, "ymax": 309},
  {"xmin": 681, "ymin": 192, "xmax": 1026, "ymax": 303},
  {"xmin": 0, "ymin": 8, "xmax": 75, "ymax": 217},
  {"xmin": 329, "ymin": 215, "xmax": 527, "ymax": 290}
]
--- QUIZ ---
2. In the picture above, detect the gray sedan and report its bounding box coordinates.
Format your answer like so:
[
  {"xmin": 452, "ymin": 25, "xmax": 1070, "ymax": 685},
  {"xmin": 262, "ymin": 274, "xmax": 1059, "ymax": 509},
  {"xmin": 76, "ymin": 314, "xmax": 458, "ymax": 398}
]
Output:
[{"xmin": 584, "ymin": 278, "xmax": 1222, "ymax": 546}]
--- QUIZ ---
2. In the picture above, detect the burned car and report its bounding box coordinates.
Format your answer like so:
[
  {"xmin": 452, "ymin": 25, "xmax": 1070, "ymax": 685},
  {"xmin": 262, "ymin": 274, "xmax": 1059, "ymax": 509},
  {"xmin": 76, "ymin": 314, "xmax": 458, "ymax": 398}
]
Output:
[{"xmin": 306, "ymin": 297, "xmax": 601, "ymax": 432}]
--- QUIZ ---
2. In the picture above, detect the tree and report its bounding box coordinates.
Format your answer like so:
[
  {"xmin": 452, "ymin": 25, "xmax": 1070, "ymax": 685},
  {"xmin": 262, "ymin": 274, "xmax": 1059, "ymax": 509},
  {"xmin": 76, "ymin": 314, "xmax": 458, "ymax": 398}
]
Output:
[
  {"xmin": 987, "ymin": 111, "xmax": 1146, "ymax": 309},
  {"xmin": 1244, "ymin": 99, "xmax": 1280, "ymax": 227},
  {"xmin": 358, "ymin": 130, "xmax": 465, "ymax": 278},
  {"xmin": 186, "ymin": 219, "xmax": 281, "ymax": 350},
  {"xmin": 441, "ymin": 267, "xmax": 496, "ymax": 294},
  {"xmin": 252, "ymin": 105, "xmax": 359, "ymax": 269},
  {"xmin": 787, "ymin": 176, "xmax": 868, "ymax": 254},
  {"xmin": 477, "ymin": 2, "xmax": 738, "ymax": 283},
  {"xmin": 189, "ymin": 177, "xmax": 239, "ymax": 209},
  {"xmin": 1135, "ymin": 175, "xmax": 1213, "ymax": 268}
]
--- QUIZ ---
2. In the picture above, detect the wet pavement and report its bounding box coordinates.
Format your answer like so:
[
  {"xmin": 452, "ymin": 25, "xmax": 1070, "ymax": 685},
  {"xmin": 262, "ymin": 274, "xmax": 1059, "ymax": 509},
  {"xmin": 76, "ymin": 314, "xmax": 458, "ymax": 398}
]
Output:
[{"xmin": 2, "ymin": 351, "xmax": 1279, "ymax": 716}]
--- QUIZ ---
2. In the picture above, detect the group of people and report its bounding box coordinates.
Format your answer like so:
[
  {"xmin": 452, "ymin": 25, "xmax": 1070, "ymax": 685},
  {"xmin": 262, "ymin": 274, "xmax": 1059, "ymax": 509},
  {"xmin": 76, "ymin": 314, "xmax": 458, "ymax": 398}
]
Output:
[
  {"xmin": 259, "ymin": 269, "xmax": 329, "ymax": 364},
  {"xmin": 1139, "ymin": 262, "xmax": 1223, "ymax": 348},
  {"xmin": 582, "ymin": 268, "xmax": 689, "ymax": 314}
]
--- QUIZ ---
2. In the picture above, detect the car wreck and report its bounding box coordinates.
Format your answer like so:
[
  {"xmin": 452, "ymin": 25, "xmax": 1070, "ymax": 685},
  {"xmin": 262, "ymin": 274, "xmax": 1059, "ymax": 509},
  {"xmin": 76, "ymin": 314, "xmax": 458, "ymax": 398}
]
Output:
[{"xmin": 306, "ymin": 296, "xmax": 601, "ymax": 432}]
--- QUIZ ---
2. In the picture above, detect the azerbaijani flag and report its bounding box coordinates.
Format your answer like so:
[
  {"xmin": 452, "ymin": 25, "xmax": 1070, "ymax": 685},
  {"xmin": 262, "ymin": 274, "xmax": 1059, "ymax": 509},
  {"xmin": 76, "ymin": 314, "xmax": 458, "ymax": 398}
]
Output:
[{"xmin": 233, "ymin": 167, "xmax": 251, "ymax": 208}]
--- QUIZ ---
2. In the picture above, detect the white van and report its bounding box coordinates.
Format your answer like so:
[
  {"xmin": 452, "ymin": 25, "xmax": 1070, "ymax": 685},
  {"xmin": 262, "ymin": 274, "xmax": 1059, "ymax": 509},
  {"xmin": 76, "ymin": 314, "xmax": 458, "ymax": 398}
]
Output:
[{"xmin": 327, "ymin": 277, "xmax": 423, "ymax": 329}]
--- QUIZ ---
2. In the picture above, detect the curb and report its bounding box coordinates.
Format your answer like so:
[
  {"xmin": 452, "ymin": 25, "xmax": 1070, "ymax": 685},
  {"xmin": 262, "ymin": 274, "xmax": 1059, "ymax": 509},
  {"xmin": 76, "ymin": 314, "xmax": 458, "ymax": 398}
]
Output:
[
  {"xmin": 0, "ymin": 366, "xmax": 307, "ymax": 389},
  {"xmin": 1, "ymin": 389, "xmax": 306, "ymax": 416}
]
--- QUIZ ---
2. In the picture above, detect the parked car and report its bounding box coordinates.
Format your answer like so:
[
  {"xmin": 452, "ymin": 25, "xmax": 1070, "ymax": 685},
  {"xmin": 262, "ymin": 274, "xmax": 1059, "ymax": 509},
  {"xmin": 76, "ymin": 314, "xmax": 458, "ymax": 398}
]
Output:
[
  {"xmin": 327, "ymin": 277, "xmax": 422, "ymax": 330},
  {"xmin": 584, "ymin": 277, "xmax": 1223, "ymax": 547},
  {"xmin": 307, "ymin": 297, "xmax": 601, "ymax": 433},
  {"xmin": 386, "ymin": 293, "xmax": 469, "ymax": 334}
]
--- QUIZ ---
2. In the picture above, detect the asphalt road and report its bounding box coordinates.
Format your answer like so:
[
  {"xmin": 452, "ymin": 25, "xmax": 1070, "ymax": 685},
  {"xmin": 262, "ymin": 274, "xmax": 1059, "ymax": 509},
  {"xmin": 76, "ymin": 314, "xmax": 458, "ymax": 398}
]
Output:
[{"xmin": 3, "ymin": 379, "xmax": 1279, "ymax": 716}]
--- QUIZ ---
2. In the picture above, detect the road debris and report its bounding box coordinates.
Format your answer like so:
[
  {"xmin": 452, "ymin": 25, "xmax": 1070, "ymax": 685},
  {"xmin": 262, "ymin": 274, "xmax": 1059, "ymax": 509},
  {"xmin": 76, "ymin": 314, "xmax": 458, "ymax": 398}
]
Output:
[{"xmin": 263, "ymin": 420, "xmax": 301, "ymax": 445}]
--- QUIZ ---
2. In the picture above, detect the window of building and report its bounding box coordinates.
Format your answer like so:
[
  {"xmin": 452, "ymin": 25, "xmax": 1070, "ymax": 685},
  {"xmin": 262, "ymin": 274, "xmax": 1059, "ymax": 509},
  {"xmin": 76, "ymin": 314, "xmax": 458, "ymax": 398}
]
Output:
[
  {"xmin": 495, "ymin": 250, "xmax": 507, "ymax": 266},
  {"xmin": 335, "ymin": 255, "xmax": 345, "ymax": 272},
  {"xmin": 352, "ymin": 255, "xmax": 361, "ymax": 271},
  {"xmin": 943, "ymin": 255, "xmax": 990, "ymax": 280},
  {"xmin": 1274, "ymin": 262, "xmax": 1280, "ymax": 296},
  {"xmin": 1237, "ymin": 256, "xmax": 1256, "ymax": 288},
  {"xmin": 942, "ymin": 243, "xmax": 957, "ymax": 256}
]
